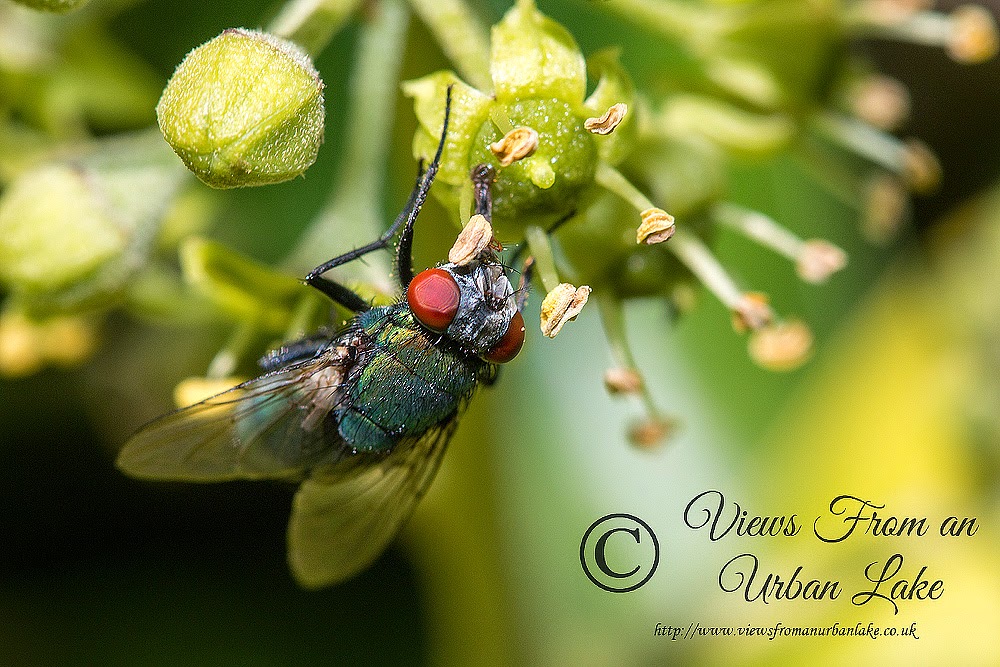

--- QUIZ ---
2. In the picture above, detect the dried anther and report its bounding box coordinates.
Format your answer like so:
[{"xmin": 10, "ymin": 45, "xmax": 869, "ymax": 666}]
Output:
[
  {"xmin": 948, "ymin": 5, "xmax": 1000, "ymax": 64},
  {"xmin": 849, "ymin": 75, "xmax": 911, "ymax": 131},
  {"xmin": 489, "ymin": 127, "xmax": 539, "ymax": 167},
  {"xmin": 864, "ymin": 174, "xmax": 909, "ymax": 243},
  {"xmin": 540, "ymin": 283, "xmax": 591, "ymax": 337},
  {"xmin": 797, "ymin": 240, "xmax": 848, "ymax": 283},
  {"xmin": 731, "ymin": 292, "xmax": 773, "ymax": 333},
  {"xmin": 604, "ymin": 367, "xmax": 643, "ymax": 395},
  {"xmin": 628, "ymin": 416, "xmax": 675, "ymax": 449},
  {"xmin": 448, "ymin": 214, "xmax": 495, "ymax": 266},
  {"xmin": 636, "ymin": 207, "xmax": 676, "ymax": 245},
  {"xmin": 903, "ymin": 139, "xmax": 942, "ymax": 194},
  {"xmin": 584, "ymin": 103, "xmax": 628, "ymax": 135},
  {"xmin": 748, "ymin": 320, "xmax": 814, "ymax": 371}
]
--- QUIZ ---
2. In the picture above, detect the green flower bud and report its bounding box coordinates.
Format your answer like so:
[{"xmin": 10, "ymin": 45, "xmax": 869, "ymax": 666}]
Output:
[
  {"xmin": 9, "ymin": 0, "xmax": 89, "ymax": 14},
  {"xmin": 0, "ymin": 132, "xmax": 187, "ymax": 312},
  {"xmin": 404, "ymin": 1, "xmax": 636, "ymax": 236},
  {"xmin": 156, "ymin": 29, "xmax": 325, "ymax": 189},
  {"xmin": 0, "ymin": 165, "xmax": 122, "ymax": 293},
  {"xmin": 490, "ymin": 1, "xmax": 586, "ymax": 103},
  {"xmin": 471, "ymin": 98, "xmax": 597, "ymax": 228}
]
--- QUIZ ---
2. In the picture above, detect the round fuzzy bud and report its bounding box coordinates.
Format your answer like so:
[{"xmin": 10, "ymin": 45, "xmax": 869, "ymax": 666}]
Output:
[
  {"xmin": 0, "ymin": 133, "xmax": 187, "ymax": 309},
  {"xmin": 156, "ymin": 29, "xmax": 325, "ymax": 189},
  {"xmin": 0, "ymin": 165, "xmax": 121, "ymax": 293}
]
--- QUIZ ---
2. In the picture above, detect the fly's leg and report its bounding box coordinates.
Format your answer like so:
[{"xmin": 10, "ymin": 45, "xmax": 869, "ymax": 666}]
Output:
[
  {"xmin": 515, "ymin": 256, "xmax": 534, "ymax": 312},
  {"xmin": 259, "ymin": 333, "xmax": 338, "ymax": 371},
  {"xmin": 306, "ymin": 86, "xmax": 454, "ymax": 308},
  {"xmin": 471, "ymin": 163, "xmax": 494, "ymax": 219}
]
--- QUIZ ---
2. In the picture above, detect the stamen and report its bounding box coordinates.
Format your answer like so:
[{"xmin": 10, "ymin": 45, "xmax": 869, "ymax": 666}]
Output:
[
  {"xmin": 637, "ymin": 208, "xmax": 676, "ymax": 244},
  {"xmin": 712, "ymin": 203, "xmax": 847, "ymax": 283},
  {"xmin": 863, "ymin": 174, "xmax": 911, "ymax": 243},
  {"xmin": 628, "ymin": 416, "xmax": 675, "ymax": 449},
  {"xmin": 449, "ymin": 213, "xmax": 494, "ymax": 265},
  {"xmin": 948, "ymin": 5, "xmax": 1000, "ymax": 63},
  {"xmin": 604, "ymin": 367, "xmax": 644, "ymax": 394},
  {"xmin": 731, "ymin": 292, "xmax": 774, "ymax": 333},
  {"xmin": 667, "ymin": 229, "xmax": 746, "ymax": 313},
  {"xmin": 596, "ymin": 293, "xmax": 670, "ymax": 444},
  {"xmin": 846, "ymin": 74, "xmax": 911, "ymax": 131},
  {"xmin": 797, "ymin": 240, "xmax": 849, "ymax": 283},
  {"xmin": 489, "ymin": 127, "xmax": 539, "ymax": 167},
  {"xmin": 812, "ymin": 112, "xmax": 941, "ymax": 193},
  {"xmin": 596, "ymin": 163, "xmax": 678, "ymax": 245},
  {"xmin": 849, "ymin": 3, "xmax": 999, "ymax": 64},
  {"xmin": 584, "ymin": 103, "xmax": 628, "ymax": 135},
  {"xmin": 748, "ymin": 319, "xmax": 814, "ymax": 371},
  {"xmin": 902, "ymin": 138, "xmax": 942, "ymax": 194},
  {"xmin": 540, "ymin": 283, "xmax": 591, "ymax": 337}
]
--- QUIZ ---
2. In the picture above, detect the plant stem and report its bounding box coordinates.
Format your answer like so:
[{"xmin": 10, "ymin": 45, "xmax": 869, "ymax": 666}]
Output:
[
  {"xmin": 599, "ymin": 0, "xmax": 717, "ymax": 51},
  {"xmin": 524, "ymin": 225, "xmax": 561, "ymax": 293},
  {"xmin": 407, "ymin": 0, "xmax": 491, "ymax": 90},
  {"xmin": 285, "ymin": 0, "xmax": 410, "ymax": 294},
  {"xmin": 268, "ymin": 0, "xmax": 363, "ymax": 57}
]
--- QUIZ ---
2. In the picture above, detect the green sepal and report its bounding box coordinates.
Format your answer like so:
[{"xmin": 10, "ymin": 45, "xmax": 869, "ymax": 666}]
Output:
[
  {"xmin": 179, "ymin": 237, "xmax": 317, "ymax": 331},
  {"xmin": 490, "ymin": 0, "xmax": 586, "ymax": 103},
  {"xmin": 657, "ymin": 94, "xmax": 796, "ymax": 158},
  {"xmin": 403, "ymin": 71, "xmax": 493, "ymax": 190}
]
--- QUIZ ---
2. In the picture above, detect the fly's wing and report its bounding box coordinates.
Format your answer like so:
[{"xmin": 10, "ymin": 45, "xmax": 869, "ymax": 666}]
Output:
[
  {"xmin": 287, "ymin": 418, "xmax": 459, "ymax": 588},
  {"xmin": 117, "ymin": 350, "xmax": 351, "ymax": 482}
]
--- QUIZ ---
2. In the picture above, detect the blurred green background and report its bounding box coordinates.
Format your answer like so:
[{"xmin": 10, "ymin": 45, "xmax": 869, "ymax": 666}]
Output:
[{"xmin": 2, "ymin": 0, "xmax": 1000, "ymax": 664}]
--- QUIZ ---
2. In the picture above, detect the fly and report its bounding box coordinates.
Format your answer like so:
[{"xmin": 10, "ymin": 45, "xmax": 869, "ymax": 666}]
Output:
[{"xmin": 117, "ymin": 89, "xmax": 527, "ymax": 588}]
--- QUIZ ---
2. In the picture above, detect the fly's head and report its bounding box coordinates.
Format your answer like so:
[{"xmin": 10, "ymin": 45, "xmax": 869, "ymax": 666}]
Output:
[{"xmin": 406, "ymin": 252, "xmax": 525, "ymax": 364}]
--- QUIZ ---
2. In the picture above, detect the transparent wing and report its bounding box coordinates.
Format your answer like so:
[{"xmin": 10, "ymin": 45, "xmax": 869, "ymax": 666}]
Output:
[
  {"xmin": 287, "ymin": 418, "xmax": 459, "ymax": 588},
  {"xmin": 117, "ymin": 350, "xmax": 352, "ymax": 482}
]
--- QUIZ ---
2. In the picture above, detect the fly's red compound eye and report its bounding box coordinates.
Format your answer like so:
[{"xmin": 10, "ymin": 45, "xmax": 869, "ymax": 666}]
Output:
[
  {"xmin": 407, "ymin": 268, "xmax": 461, "ymax": 332},
  {"xmin": 484, "ymin": 311, "xmax": 525, "ymax": 364}
]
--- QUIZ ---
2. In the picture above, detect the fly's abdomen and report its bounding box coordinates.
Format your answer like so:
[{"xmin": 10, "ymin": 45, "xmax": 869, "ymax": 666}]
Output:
[{"xmin": 337, "ymin": 308, "xmax": 481, "ymax": 452}]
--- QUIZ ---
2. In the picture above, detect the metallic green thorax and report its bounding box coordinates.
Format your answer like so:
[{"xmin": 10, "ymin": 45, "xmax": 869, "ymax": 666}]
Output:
[{"xmin": 337, "ymin": 304, "xmax": 492, "ymax": 452}]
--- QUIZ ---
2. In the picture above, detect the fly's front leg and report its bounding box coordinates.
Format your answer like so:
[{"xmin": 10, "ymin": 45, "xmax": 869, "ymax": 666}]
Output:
[{"xmin": 471, "ymin": 163, "xmax": 494, "ymax": 219}]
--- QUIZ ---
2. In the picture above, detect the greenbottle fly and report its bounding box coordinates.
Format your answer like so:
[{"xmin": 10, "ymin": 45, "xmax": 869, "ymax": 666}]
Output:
[{"xmin": 117, "ymin": 90, "xmax": 527, "ymax": 588}]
